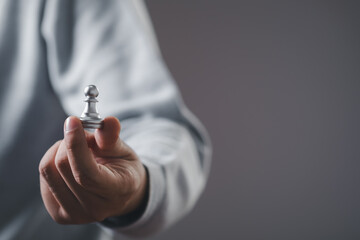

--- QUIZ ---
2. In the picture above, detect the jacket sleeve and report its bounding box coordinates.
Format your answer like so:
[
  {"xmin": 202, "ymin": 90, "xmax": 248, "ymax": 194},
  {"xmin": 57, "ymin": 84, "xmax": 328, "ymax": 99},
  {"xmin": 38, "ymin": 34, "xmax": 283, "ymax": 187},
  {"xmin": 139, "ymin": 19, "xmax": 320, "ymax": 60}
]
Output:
[{"xmin": 41, "ymin": 0, "xmax": 211, "ymax": 237}]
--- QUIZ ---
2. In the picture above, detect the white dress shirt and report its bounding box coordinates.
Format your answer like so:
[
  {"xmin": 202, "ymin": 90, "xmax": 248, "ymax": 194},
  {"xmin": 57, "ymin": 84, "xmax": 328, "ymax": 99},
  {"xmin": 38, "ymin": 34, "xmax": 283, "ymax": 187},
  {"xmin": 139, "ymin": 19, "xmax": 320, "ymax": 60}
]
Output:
[{"xmin": 0, "ymin": 0, "xmax": 211, "ymax": 239}]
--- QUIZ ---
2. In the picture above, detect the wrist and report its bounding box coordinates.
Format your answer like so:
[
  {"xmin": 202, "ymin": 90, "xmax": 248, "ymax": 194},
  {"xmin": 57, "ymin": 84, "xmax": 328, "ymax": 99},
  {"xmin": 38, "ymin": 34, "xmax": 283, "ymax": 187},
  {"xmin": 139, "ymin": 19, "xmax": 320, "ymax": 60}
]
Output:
[{"xmin": 102, "ymin": 165, "xmax": 149, "ymax": 228}]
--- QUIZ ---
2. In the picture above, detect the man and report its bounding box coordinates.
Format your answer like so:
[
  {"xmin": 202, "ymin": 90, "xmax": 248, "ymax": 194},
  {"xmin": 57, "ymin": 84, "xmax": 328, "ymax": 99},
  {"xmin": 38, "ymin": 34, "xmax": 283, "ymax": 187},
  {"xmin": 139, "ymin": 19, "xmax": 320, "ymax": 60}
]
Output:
[{"xmin": 0, "ymin": 0, "xmax": 211, "ymax": 239}]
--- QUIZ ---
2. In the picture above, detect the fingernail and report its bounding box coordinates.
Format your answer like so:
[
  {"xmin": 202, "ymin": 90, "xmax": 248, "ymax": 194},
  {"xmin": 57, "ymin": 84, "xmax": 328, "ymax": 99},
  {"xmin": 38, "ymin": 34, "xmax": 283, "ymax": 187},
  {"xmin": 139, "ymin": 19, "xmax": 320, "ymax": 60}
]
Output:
[{"xmin": 65, "ymin": 117, "xmax": 79, "ymax": 132}]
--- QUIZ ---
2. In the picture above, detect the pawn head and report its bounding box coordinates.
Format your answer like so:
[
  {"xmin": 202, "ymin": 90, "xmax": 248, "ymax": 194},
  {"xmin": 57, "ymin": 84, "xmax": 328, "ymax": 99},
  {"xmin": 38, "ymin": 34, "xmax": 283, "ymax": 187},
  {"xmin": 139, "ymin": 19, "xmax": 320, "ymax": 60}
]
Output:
[{"xmin": 84, "ymin": 85, "xmax": 99, "ymax": 98}]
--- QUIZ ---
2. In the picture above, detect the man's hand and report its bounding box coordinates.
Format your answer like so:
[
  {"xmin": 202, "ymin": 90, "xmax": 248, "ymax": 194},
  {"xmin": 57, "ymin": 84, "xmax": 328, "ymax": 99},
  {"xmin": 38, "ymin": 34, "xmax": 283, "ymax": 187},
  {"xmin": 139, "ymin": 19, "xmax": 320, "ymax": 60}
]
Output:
[{"xmin": 39, "ymin": 116, "xmax": 148, "ymax": 224}]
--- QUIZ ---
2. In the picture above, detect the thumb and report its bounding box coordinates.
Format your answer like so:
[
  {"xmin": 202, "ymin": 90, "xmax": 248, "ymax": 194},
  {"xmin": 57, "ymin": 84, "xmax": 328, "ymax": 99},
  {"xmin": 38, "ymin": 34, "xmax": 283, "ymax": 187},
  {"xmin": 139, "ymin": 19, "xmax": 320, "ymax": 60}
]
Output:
[{"xmin": 64, "ymin": 116, "xmax": 100, "ymax": 180}]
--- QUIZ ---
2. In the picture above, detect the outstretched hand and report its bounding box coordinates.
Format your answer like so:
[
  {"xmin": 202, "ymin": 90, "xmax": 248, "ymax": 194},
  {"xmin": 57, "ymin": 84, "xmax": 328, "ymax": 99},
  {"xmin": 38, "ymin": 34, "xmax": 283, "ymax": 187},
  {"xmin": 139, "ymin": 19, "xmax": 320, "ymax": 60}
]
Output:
[{"xmin": 39, "ymin": 116, "xmax": 148, "ymax": 224}]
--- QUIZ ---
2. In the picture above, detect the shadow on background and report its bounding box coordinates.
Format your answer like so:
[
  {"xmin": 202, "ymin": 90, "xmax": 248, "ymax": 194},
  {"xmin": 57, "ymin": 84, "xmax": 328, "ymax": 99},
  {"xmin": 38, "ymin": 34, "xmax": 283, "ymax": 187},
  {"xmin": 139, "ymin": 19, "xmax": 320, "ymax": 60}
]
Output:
[{"xmin": 146, "ymin": 1, "xmax": 360, "ymax": 239}]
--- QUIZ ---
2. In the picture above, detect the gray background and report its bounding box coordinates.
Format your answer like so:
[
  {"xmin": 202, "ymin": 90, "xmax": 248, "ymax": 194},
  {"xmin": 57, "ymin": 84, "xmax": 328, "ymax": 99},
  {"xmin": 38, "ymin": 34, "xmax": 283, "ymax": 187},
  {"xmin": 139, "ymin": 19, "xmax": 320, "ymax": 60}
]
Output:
[{"xmin": 145, "ymin": 1, "xmax": 360, "ymax": 239}]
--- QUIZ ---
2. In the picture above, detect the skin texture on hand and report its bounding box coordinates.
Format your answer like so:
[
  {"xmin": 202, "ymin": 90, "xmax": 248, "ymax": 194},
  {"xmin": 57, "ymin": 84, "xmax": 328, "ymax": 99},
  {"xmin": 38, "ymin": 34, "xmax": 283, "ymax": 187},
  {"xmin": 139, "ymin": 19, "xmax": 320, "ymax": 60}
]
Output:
[{"xmin": 39, "ymin": 116, "xmax": 148, "ymax": 224}]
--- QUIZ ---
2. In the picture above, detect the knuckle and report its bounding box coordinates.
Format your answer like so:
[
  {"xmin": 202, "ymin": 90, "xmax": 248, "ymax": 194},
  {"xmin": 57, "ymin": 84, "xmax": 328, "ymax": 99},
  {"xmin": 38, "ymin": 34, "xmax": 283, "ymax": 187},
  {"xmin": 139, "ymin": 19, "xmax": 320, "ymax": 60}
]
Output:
[
  {"xmin": 87, "ymin": 208, "xmax": 106, "ymax": 222},
  {"xmin": 52, "ymin": 212, "xmax": 69, "ymax": 225},
  {"xmin": 50, "ymin": 207, "xmax": 90, "ymax": 225},
  {"xmin": 46, "ymin": 184, "xmax": 57, "ymax": 196},
  {"xmin": 53, "ymin": 216, "xmax": 67, "ymax": 225},
  {"xmin": 54, "ymin": 140, "xmax": 62, "ymax": 148},
  {"xmin": 55, "ymin": 156, "xmax": 69, "ymax": 172},
  {"xmin": 73, "ymin": 172, "xmax": 96, "ymax": 189},
  {"xmin": 52, "ymin": 208, "xmax": 85, "ymax": 225},
  {"xmin": 39, "ymin": 162, "xmax": 51, "ymax": 179},
  {"xmin": 39, "ymin": 140, "xmax": 62, "ymax": 177}
]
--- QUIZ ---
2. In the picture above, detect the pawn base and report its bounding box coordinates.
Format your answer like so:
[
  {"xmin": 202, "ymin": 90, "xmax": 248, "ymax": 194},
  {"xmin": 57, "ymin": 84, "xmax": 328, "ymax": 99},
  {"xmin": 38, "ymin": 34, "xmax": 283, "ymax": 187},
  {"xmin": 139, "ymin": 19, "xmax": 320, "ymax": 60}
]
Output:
[{"xmin": 80, "ymin": 118, "xmax": 103, "ymax": 129}]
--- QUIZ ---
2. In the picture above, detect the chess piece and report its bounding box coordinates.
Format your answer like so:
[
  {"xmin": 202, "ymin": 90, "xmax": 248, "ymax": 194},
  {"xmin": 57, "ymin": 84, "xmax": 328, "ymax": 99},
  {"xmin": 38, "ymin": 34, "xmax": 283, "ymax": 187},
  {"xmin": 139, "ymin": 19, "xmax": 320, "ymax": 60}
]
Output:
[{"xmin": 80, "ymin": 85, "xmax": 103, "ymax": 129}]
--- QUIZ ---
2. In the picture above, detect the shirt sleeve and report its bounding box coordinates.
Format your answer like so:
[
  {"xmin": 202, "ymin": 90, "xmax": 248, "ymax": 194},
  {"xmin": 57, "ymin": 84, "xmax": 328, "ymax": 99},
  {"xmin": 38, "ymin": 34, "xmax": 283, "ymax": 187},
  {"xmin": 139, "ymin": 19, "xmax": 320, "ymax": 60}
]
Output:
[{"xmin": 40, "ymin": 0, "xmax": 212, "ymax": 237}]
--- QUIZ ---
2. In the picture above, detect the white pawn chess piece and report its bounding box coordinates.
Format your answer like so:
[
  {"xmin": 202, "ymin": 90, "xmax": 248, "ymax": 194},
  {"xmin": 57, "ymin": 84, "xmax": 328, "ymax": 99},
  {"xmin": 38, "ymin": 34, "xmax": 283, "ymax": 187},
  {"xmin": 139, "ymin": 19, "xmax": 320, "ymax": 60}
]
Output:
[{"xmin": 80, "ymin": 85, "xmax": 103, "ymax": 129}]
